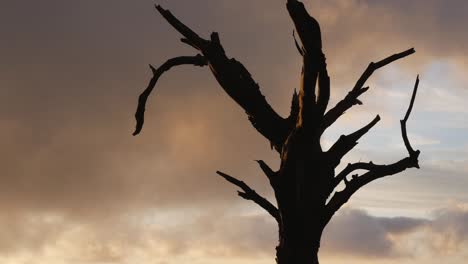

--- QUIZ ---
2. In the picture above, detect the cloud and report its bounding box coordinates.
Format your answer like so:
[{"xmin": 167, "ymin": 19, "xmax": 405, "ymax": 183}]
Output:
[
  {"xmin": 0, "ymin": 0, "xmax": 467, "ymax": 263},
  {"xmin": 2, "ymin": 205, "xmax": 468, "ymax": 263},
  {"xmin": 427, "ymin": 204, "xmax": 468, "ymax": 254},
  {"xmin": 322, "ymin": 205, "xmax": 468, "ymax": 259},
  {"xmin": 0, "ymin": 208, "xmax": 277, "ymax": 264},
  {"xmin": 322, "ymin": 208, "xmax": 428, "ymax": 258}
]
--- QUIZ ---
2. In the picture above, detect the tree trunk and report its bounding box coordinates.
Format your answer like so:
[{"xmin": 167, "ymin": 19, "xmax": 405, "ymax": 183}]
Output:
[
  {"xmin": 277, "ymin": 242, "xmax": 320, "ymax": 264},
  {"xmin": 273, "ymin": 126, "xmax": 331, "ymax": 264},
  {"xmin": 276, "ymin": 218, "xmax": 323, "ymax": 264}
]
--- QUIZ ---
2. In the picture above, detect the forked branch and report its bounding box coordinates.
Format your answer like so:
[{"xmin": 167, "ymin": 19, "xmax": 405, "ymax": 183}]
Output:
[
  {"xmin": 217, "ymin": 171, "xmax": 280, "ymax": 222},
  {"xmin": 152, "ymin": 5, "xmax": 289, "ymax": 150},
  {"xmin": 324, "ymin": 76, "xmax": 421, "ymax": 223}
]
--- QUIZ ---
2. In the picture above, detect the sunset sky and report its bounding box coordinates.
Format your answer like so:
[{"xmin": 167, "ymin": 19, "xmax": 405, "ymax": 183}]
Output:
[{"xmin": 1, "ymin": 0, "xmax": 468, "ymax": 263}]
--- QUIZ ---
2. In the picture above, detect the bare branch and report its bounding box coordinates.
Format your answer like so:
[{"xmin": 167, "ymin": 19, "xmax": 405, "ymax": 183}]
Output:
[
  {"xmin": 327, "ymin": 115, "xmax": 381, "ymax": 167},
  {"xmin": 321, "ymin": 48, "xmax": 415, "ymax": 133},
  {"xmin": 401, "ymin": 75, "xmax": 420, "ymax": 158},
  {"xmin": 155, "ymin": 5, "xmax": 207, "ymax": 49},
  {"xmin": 333, "ymin": 161, "xmax": 383, "ymax": 190},
  {"xmin": 324, "ymin": 76, "xmax": 421, "ymax": 223},
  {"xmin": 153, "ymin": 5, "xmax": 289, "ymax": 149},
  {"xmin": 217, "ymin": 171, "xmax": 280, "ymax": 222},
  {"xmin": 133, "ymin": 55, "xmax": 207, "ymax": 135},
  {"xmin": 354, "ymin": 48, "xmax": 415, "ymax": 94},
  {"xmin": 255, "ymin": 160, "xmax": 278, "ymax": 189}
]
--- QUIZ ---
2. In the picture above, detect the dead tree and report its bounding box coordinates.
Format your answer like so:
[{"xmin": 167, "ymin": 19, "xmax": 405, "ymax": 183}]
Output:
[{"xmin": 132, "ymin": 1, "xmax": 421, "ymax": 263}]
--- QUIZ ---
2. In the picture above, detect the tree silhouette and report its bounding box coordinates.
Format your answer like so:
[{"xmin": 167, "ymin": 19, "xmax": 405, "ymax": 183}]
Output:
[{"xmin": 132, "ymin": 1, "xmax": 421, "ymax": 263}]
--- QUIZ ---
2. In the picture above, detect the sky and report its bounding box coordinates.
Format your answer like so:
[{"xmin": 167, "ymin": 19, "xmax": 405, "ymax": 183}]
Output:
[{"xmin": 1, "ymin": 0, "xmax": 468, "ymax": 263}]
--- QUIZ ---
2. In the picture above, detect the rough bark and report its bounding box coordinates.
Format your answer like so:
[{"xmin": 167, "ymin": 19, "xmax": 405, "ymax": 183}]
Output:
[{"xmin": 132, "ymin": 1, "xmax": 422, "ymax": 263}]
